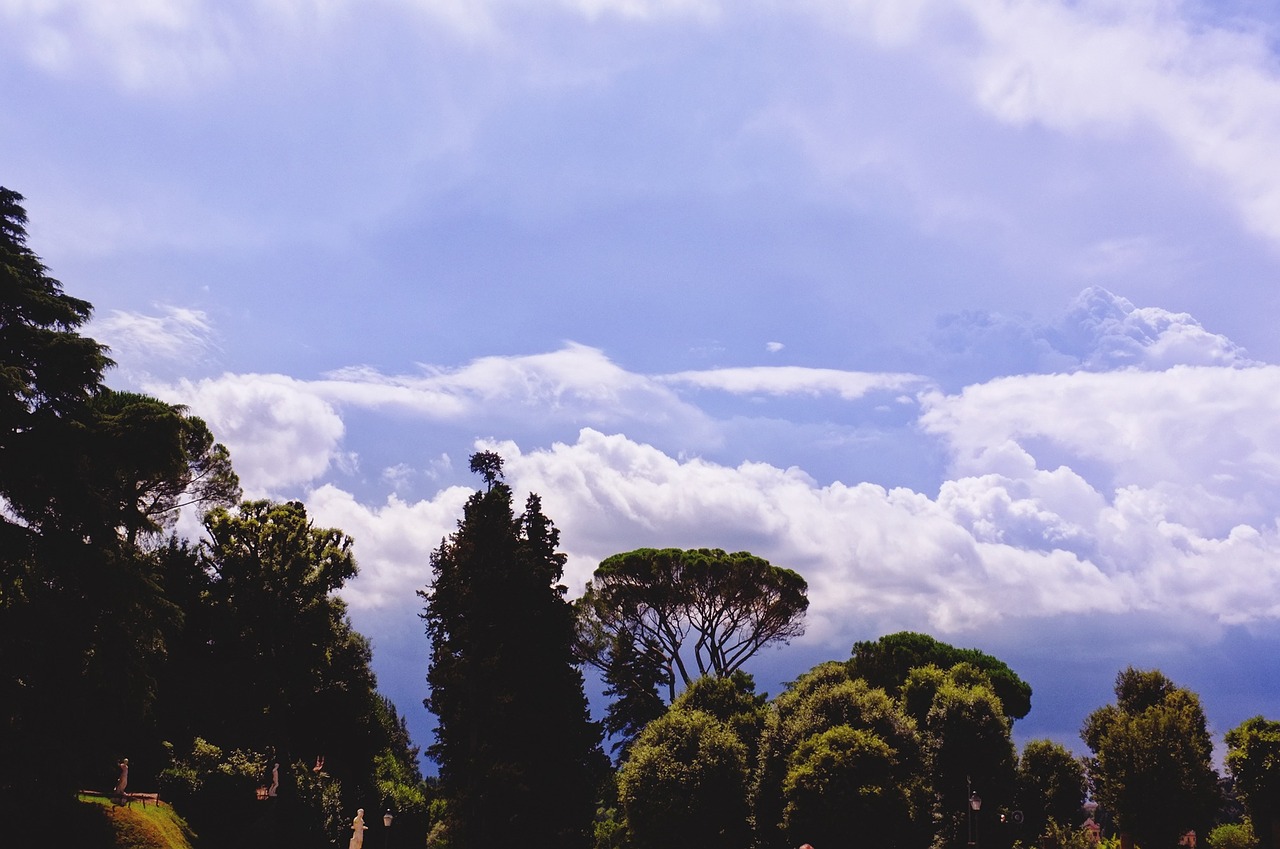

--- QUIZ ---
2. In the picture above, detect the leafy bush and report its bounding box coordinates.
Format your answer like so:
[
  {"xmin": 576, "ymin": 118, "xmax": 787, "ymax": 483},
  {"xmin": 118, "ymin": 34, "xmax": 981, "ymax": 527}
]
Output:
[{"xmin": 1207, "ymin": 821, "xmax": 1258, "ymax": 849}]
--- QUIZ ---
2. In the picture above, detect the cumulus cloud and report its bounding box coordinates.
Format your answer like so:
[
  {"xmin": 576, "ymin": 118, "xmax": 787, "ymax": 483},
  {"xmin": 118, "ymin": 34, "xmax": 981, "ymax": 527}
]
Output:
[
  {"xmin": 1057, "ymin": 287, "xmax": 1256, "ymax": 370},
  {"xmin": 308, "ymin": 482, "xmax": 473, "ymax": 609},
  {"xmin": 129, "ymin": 295, "xmax": 1280, "ymax": 659},
  {"xmin": 147, "ymin": 345, "xmax": 718, "ymax": 487},
  {"xmin": 919, "ymin": 364, "xmax": 1280, "ymax": 517},
  {"xmin": 490, "ymin": 411, "xmax": 1280, "ymax": 645},
  {"xmin": 928, "ymin": 287, "xmax": 1255, "ymax": 385},
  {"xmin": 157, "ymin": 373, "xmax": 347, "ymax": 493}
]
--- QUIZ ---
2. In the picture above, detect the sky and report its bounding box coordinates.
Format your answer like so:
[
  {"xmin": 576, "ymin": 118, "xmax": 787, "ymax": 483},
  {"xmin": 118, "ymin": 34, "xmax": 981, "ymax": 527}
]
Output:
[{"xmin": 7, "ymin": 0, "xmax": 1280, "ymax": 768}]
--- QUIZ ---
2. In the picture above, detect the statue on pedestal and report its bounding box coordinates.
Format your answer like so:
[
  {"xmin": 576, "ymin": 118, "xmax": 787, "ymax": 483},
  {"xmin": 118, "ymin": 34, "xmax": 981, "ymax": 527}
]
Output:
[
  {"xmin": 348, "ymin": 808, "xmax": 368, "ymax": 849},
  {"xmin": 114, "ymin": 759, "xmax": 129, "ymax": 798}
]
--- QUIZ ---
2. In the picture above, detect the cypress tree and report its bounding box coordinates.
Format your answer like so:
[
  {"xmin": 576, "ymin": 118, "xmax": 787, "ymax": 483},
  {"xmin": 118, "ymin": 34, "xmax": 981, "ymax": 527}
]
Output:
[{"xmin": 421, "ymin": 452, "xmax": 604, "ymax": 849}]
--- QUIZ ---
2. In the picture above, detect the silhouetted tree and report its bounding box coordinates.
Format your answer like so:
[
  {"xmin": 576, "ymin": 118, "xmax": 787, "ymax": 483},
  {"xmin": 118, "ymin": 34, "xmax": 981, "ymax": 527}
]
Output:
[
  {"xmin": 578, "ymin": 547, "xmax": 808, "ymax": 704},
  {"xmin": 421, "ymin": 453, "xmax": 605, "ymax": 849}
]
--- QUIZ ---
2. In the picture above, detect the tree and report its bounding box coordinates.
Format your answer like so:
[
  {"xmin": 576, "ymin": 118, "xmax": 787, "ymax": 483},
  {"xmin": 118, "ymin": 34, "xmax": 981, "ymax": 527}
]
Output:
[
  {"xmin": 1082, "ymin": 668, "xmax": 1220, "ymax": 849},
  {"xmin": 0, "ymin": 188, "xmax": 237, "ymax": 832},
  {"xmin": 85, "ymin": 390, "xmax": 240, "ymax": 543},
  {"xmin": 848, "ymin": 631, "xmax": 1033, "ymax": 720},
  {"xmin": 1225, "ymin": 716, "xmax": 1280, "ymax": 849},
  {"xmin": 674, "ymin": 670, "xmax": 769, "ymax": 766},
  {"xmin": 0, "ymin": 186, "xmax": 109, "ymax": 447},
  {"xmin": 421, "ymin": 453, "xmax": 605, "ymax": 849},
  {"xmin": 753, "ymin": 661, "xmax": 927, "ymax": 849},
  {"xmin": 1016, "ymin": 739, "xmax": 1087, "ymax": 843},
  {"xmin": 155, "ymin": 501, "xmax": 390, "ymax": 801},
  {"xmin": 921, "ymin": 670, "xmax": 1017, "ymax": 849},
  {"xmin": 782, "ymin": 725, "xmax": 915, "ymax": 849},
  {"xmin": 600, "ymin": 630, "xmax": 670, "ymax": 759},
  {"xmin": 618, "ymin": 708, "xmax": 751, "ymax": 849},
  {"xmin": 5, "ymin": 389, "xmax": 239, "ymax": 547},
  {"xmin": 577, "ymin": 547, "xmax": 808, "ymax": 704}
]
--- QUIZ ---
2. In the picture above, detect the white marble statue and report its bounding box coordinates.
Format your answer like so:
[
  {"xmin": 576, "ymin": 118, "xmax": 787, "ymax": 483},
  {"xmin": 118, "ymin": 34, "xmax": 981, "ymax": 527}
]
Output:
[
  {"xmin": 348, "ymin": 808, "xmax": 368, "ymax": 849},
  {"xmin": 268, "ymin": 762, "xmax": 279, "ymax": 798},
  {"xmin": 114, "ymin": 758, "xmax": 129, "ymax": 796}
]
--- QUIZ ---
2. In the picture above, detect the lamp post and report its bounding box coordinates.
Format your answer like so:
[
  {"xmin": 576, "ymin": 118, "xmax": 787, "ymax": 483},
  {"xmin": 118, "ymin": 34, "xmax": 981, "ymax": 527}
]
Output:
[
  {"xmin": 967, "ymin": 776, "xmax": 982, "ymax": 849},
  {"xmin": 383, "ymin": 810, "xmax": 393, "ymax": 849}
]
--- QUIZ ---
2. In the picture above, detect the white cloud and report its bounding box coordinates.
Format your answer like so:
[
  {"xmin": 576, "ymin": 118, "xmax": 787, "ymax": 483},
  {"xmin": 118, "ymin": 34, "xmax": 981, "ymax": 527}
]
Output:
[
  {"xmin": 928, "ymin": 287, "xmax": 1256, "ymax": 384},
  {"xmin": 157, "ymin": 373, "xmax": 347, "ymax": 493},
  {"xmin": 134, "ymin": 307, "xmax": 1280, "ymax": 655},
  {"xmin": 919, "ymin": 364, "xmax": 1280, "ymax": 515},
  {"xmin": 1, "ymin": 0, "xmax": 247, "ymax": 90},
  {"xmin": 320, "ymin": 344, "xmax": 710, "ymax": 428},
  {"xmin": 492, "ymin": 421, "xmax": 1280, "ymax": 647},
  {"xmin": 308, "ymin": 482, "xmax": 472, "ymax": 609},
  {"xmin": 142, "ymin": 343, "xmax": 720, "ymax": 494},
  {"xmin": 1059, "ymin": 287, "xmax": 1256, "ymax": 370},
  {"xmin": 661, "ymin": 365, "xmax": 927, "ymax": 399},
  {"xmin": 941, "ymin": 0, "xmax": 1280, "ymax": 243},
  {"xmin": 91, "ymin": 306, "xmax": 217, "ymax": 374}
]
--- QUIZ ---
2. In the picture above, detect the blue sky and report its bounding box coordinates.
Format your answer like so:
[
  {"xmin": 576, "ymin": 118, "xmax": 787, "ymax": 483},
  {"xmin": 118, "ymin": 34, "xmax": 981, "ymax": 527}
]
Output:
[{"xmin": 7, "ymin": 0, "xmax": 1280, "ymax": 764}]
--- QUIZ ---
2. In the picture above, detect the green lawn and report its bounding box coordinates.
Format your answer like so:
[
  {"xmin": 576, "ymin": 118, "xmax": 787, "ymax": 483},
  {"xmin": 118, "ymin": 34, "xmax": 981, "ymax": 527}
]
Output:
[{"xmin": 71, "ymin": 794, "xmax": 198, "ymax": 849}]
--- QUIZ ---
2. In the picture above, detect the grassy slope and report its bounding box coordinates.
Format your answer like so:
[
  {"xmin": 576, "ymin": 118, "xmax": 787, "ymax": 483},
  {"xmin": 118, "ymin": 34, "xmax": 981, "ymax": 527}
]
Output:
[{"xmin": 72, "ymin": 795, "xmax": 198, "ymax": 849}]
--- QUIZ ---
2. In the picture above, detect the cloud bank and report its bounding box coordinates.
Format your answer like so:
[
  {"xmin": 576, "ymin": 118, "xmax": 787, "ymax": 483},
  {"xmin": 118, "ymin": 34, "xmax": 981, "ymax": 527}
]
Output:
[{"xmin": 116, "ymin": 289, "xmax": 1280, "ymax": 669}]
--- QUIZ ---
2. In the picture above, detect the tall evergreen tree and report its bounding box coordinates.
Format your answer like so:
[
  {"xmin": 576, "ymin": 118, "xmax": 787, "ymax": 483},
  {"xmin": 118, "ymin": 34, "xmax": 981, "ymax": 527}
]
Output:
[
  {"xmin": 421, "ymin": 452, "xmax": 605, "ymax": 849},
  {"xmin": 0, "ymin": 188, "xmax": 154, "ymax": 831}
]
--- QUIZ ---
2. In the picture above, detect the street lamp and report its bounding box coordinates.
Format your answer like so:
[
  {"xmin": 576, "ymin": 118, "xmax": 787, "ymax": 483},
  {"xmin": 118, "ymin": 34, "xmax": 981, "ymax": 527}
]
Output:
[
  {"xmin": 967, "ymin": 777, "xmax": 982, "ymax": 849},
  {"xmin": 382, "ymin": 810, "xmax": 393, "ymax": 849}
]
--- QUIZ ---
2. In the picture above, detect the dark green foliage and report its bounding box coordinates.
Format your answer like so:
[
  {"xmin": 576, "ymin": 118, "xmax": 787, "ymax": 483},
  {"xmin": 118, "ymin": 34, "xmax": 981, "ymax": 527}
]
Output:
[
  {"xmin": 848, "ymin": 631, "xmax": 1033, "ymax": 720},
  {"xmin": 618, "ymin": 709, "xmax": 751, "ymax": 849},
  {"xmin": 782, "ymin": 725, "xmax": 914, "ymax": 849},
  {"xmin": 422, "ymin": 457, "xmax": 605, "ymax": 849},
  {"xmin": 3, "ymin": 389, "xmax": 239, "ymax": 546},
  {"xmin": 578, "ymin": 547, "xmax": 809, "ymax": 707},
  {"xmin": 1082, "ymin": 668, "xmax": 1220, "ymax": 849},
  {"xmin": 1226, "ymin": 716, "xmax": 1280, "ymax": 849},
  {"xmin": 0, "ymin": 189, "xmax": 416, "ymax": 845},
  {"xmin": 0, "ymin": 188, "xmax": 109, "ymax": 807},
  {"xmin": 468, "ymin": 449, "xmax": 504, "ymax": 488},
  {"xmin": 601, "ymin": 630, "xmax": 671, "ymax": 759},
  {"xmin": 372, "ymin": 695, "xmax": 432, "ymax": 842},
  {"xmin": 0, "ymin": 189, "xmax": 248, "ymax": 834},
  {"xmin": 156, "ymin": 501, "xmax": 389, "ymax": 794},
  {"xmin": 1016, "ymin": 739, "xmax": 1087, "ymax": 841},
  {"xmin": 157, "ymin": 738, "xmax": 267, "ymax": 845},
  {"xmin": 673, "ymin": 670, "xmax": 769, "ymax": 767},
  {"xmin": 0, "ymin": 186, "xmax": 109, "ymax": 438},
  {"xmin": 754, "ymin": 661, "xmax": 927, "ymax": 849},
  {"xmin": 920, "ymin": 671, "xmax": 1017, "ymax": 849}
]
